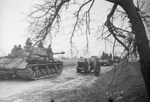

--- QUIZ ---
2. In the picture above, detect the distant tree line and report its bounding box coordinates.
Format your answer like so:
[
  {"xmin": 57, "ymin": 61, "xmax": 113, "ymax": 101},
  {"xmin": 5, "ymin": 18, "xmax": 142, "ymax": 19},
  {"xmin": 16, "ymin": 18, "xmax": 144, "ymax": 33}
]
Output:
[{"xmin": 60, "ymin": 56, "xmax": 78, "ymax": 60}]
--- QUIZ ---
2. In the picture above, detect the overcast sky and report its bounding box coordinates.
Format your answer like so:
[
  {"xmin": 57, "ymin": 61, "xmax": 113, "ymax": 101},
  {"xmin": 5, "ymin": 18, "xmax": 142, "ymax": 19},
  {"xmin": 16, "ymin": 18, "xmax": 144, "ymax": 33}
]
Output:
[
  {"xmin": 0, "ymin": 0, "xmax": 36, "ymax": 55},
  {"xmin": 0, "ymin": 0, "xmax": 113, "ymax": 57},
  {"xmin": 1, "ymin": 0, "xmax": 149, "ymax": 57}
]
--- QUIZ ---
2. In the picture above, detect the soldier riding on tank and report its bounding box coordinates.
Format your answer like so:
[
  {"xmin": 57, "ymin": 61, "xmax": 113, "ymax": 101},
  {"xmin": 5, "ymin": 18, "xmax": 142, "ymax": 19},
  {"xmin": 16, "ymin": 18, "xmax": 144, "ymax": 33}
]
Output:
[
  {"xmin": 38, "ymin": 41, "xmax": 44, "ymax": 48},
  {"xmin": 16, "ymin": 45, "xmax": 23, "ymax": 51},
  {"xmin": 9, "ymin": 45, "xmax": 18, "ymax": 57},
  {"xmin": 47, "ymin": 44, "xmax": 54, "ymax": 61},
  {"xmin": 11, "ymin": 45, "xmax": 17, "ymax": 53},
  {"xmin": 26, "ymin": 37, "xmax": 32, "ymax": 46}
]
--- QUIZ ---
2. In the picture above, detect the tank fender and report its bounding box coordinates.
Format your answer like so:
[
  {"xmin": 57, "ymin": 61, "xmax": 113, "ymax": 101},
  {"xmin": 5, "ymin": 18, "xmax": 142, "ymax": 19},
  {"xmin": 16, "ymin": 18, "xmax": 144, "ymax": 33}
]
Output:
[{"xmin": 16, "ymin": 61, "xmax": 28, "ymax": 69}]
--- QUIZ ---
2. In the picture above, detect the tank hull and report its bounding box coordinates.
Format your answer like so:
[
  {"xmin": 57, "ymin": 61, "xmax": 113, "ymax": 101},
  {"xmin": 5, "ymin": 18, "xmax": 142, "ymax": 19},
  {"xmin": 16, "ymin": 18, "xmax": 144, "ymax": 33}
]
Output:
[
  {"xmin": 0, "ymin": 57, "xmax": 63, "ymax": 80},
  {"xmin": 15, "ymin": 61, "xmax": 63, "ymax": 80},
  {"xmin": 0, "ymin": 68, "xmax": 14, "ymax": 79}
]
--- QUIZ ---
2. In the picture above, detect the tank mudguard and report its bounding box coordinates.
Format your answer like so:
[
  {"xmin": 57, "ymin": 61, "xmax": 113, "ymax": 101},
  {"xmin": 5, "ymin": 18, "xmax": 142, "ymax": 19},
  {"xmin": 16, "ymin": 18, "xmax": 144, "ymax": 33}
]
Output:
[
  {"xmin": 0, "ymin": 58, "xmax": 27, "ymax": 69},
  {"xmin": 16, "ymin": 61, "xmax": 28, "ymax": 69}
]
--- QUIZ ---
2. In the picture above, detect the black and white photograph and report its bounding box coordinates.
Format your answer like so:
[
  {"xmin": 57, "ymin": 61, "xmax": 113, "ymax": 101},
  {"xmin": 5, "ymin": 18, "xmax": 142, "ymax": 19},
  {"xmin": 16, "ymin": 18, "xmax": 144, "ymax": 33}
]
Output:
[{"xmin": 0, "ymin": 0, "xmax": 150, "ymax": 102}]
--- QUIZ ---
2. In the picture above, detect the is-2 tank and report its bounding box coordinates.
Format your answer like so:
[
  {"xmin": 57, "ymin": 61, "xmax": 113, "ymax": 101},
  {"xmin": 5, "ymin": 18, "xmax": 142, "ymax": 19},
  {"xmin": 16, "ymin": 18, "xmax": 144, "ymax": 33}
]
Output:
[{"xmin": 0, "ymin": 41, "xmax": 65, "ymax": 80}]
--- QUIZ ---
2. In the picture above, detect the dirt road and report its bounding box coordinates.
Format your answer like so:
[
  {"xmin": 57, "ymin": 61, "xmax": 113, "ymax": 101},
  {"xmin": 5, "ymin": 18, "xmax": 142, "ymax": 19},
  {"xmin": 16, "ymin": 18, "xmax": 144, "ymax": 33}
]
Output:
[{"xmin": 0, "ymin": 66, "xmax": 113, "ymax": 102}]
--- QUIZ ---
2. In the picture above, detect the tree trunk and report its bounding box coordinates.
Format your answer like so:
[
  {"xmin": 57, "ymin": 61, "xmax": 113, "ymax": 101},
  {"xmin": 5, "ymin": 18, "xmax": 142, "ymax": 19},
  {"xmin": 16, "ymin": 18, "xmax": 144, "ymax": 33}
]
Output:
[
  {"xmin": 107, "ymin": 0, "xmax": 150, "ymax": 97},
  {"xmin": 120, "ymin": 0, "xmax": 150, "ymax": 97}
]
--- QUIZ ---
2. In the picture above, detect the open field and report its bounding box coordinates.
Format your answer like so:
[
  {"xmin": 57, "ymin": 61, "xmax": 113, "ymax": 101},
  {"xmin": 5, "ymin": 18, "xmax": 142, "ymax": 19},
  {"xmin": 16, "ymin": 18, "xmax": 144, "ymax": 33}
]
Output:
[{"xmin": 62, "ymin": 60, "xmax": 77, "ymax": 68}]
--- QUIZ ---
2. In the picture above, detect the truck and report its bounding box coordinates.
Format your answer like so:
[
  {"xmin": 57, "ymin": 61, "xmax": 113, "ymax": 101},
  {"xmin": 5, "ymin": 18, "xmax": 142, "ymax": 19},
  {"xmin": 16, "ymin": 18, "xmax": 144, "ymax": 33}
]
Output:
[{"xmin": 76, "ymin": 56, "xmax": 101, "ymax": 76}]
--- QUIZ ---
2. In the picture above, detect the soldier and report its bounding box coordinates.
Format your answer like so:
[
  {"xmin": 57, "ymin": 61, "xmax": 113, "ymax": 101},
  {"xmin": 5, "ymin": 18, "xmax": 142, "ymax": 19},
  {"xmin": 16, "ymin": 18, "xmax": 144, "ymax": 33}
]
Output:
[
  {"xmin": 88, "ymin": 58, "xmax": 92, "ymax": 73},
  {"xmin": 26, "ymin": 37, "xmax": 32, "ymax": 46},
  {"xmin": 94, "ymin": 58, "xmax": 101, "ymax": 76},
  {"xmin": 11, "ymin": 45, "xmax": 17, "ymax": 53},
  {"xmin": 38, "ymin": 41, "xmax": 44, "ymax": 48},
  {"xmin": 17, "ymin": 45, "xmax": 23, "ymax": 51},
  {"xmin": 13, "ymin": 45, "xmax": 23, "ymax": 57},
  {"xmin": 10, "ymin": 45, "xmax": 18, "ymax": 57},
  {"xmin": 47, "ymin": 44, "xmax": 54, "ymax": 61},
  {"xmin": 84, "ymin": 58, "xmax": 88, "ymax": 76}
]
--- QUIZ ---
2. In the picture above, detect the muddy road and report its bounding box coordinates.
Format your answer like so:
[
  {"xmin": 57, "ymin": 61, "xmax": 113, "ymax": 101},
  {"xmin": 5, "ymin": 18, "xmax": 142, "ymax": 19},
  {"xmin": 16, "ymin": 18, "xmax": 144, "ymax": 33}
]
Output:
[{"xmin": 0, "ymin": 66, "xmax": 113, "ymax": 102}]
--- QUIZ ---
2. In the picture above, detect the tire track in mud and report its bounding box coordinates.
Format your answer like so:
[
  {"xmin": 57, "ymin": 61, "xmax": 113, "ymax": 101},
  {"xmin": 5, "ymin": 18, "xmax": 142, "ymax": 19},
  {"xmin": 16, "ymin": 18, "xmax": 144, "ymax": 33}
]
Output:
[
  {"xmin": 0, "ymin": 66, "xmax": 113, "ymax": 102},
  {"xmin": 0, "ymin": 67, "xmax": 78, "ymax": 100}
]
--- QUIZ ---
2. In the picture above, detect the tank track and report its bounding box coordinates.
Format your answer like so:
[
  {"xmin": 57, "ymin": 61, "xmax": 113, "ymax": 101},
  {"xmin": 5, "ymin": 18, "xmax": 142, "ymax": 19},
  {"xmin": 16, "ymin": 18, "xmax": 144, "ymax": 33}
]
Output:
[{"xmin": 15, "ymin": 61, "xmax": 63, "ymax": 80}]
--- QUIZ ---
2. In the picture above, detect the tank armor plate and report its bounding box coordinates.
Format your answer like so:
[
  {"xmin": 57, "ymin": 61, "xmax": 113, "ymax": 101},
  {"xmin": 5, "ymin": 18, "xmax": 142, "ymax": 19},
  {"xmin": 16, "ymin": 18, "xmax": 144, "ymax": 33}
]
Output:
[{"xmin": 15, "ymin": 61, "xmax": 63, "ymax": 80}]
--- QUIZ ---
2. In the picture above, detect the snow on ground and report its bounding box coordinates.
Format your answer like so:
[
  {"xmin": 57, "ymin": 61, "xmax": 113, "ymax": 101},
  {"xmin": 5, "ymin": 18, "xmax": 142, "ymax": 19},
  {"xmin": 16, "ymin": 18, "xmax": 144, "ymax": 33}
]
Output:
[{"xmin": 0, "ymin": 66, "xmax": 113, "ymax": 102}]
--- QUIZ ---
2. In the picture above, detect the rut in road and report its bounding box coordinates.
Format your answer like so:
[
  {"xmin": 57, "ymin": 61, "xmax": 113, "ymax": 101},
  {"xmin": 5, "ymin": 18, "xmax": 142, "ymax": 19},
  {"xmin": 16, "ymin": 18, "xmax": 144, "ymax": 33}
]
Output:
[{"xmin": 0, "ymin": 66, "xmax": 113, "ymax": 102}]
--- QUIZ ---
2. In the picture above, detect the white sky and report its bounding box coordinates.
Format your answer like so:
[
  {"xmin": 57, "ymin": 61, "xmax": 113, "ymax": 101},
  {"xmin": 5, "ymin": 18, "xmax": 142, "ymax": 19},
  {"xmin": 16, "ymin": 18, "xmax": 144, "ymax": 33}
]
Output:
[
  {"xmin": 0, "ymin": 0, "xmax": 123, "ymax": 57},
  {"xmin": 0, "ymin": 0, "xmax": 36, "ymax": 55}
]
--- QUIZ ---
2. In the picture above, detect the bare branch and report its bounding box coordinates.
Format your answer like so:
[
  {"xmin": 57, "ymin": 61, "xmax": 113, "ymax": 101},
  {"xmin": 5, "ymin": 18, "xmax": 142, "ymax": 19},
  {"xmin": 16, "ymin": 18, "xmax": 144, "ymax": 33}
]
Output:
[{"xmin": 105, "ymin": 3, "xmax": 129, "ymax": 53}]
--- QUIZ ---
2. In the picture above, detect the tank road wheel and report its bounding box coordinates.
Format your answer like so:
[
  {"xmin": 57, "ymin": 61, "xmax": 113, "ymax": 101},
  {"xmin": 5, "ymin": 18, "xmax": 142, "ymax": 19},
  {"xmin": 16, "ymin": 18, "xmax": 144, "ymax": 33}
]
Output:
[
  {"xmin": 36, "ymin": 71, "xmax": 41, "ymax": 78},
  {"xmin": 57, "ymin": 64, "xmax": 63, "ymax": 75},
  {"xmin": 95, "ymin": 72, "xmax": 100, "ymax": 76},
  {"xmin": 41, "ymin": 69, "xmax": 48, "ymax": 76},
  {"xmin": 0, "ymin": 75, "xmax": 6, "ymax": 80},
  {"xmin": 43, "ymin": 69, "xmax": 48, "ymax": 76},
  {"xmin": 53, "ymin": 68, "xmax": 56, "ymax": 74},
  {"xmin": 46, "ymin": 66, "xmax": 50, "ymax": 75},
  {"xmin": 47, "ymin": 69, "xmax": 51, "ymax": 75},
  {"xmin": 55, "ymin": 66, "xmax": 59, "ymax": 74},
  {"xmin": 28, "ymin": 67, "xmax": 35, "ymax": 79},
  {"xmin": 30, "ymin": 72, "xmax": 36, "ymax": 79},
  {"xmin": 41, "ymin": 69, "xmax": 45, "ymax": 76},
  {"xmin": 6, "ymin": 74, "xmax": 13, "ymax": 79},
  {"xmin": 35, "ymin": 66, "xmax": 41, "ymax": 78},
  {"xmin": 51, "ymin": 68, "xmax": 55, "ymax": 74}
]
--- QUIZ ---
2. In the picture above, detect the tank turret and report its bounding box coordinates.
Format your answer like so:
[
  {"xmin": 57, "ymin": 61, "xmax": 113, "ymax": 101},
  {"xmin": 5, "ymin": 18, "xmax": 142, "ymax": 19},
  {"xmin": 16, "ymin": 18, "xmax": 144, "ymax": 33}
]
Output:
[{"xmin": 24, "ymin": 45, "xmax": 65, "ymax": 62}]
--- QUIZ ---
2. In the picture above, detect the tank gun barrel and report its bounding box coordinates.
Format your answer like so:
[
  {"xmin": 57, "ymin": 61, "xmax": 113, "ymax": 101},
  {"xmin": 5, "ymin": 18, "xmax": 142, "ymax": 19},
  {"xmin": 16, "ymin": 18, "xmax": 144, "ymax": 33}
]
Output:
[{"xmin": 53, "ymin": 52, "xmax": 65, "ymax": 55}]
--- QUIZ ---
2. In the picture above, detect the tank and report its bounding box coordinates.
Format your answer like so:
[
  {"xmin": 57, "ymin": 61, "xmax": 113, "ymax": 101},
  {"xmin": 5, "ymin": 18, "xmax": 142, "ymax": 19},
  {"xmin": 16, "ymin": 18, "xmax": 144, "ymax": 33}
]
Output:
[
  {"xmin": 99, "ymin": 58, "xmax": 113, "ymax": 66},
  {"xmin": 99, "ymin": 53, "xmax": 113, "ymax": 66},
  {"xmin": 0, "ymin": 45, "xmax": 65, "ymax": 80}
]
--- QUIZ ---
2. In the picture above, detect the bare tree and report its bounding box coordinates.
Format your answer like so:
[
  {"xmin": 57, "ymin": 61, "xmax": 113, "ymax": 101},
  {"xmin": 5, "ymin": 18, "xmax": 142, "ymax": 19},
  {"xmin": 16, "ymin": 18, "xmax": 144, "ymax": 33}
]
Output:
[
  {"xmin": 27, "ymin": 0, "xmax": 150, "ymax": 97},
  {"xmin": 105, "ymin": 0, "xmax": 150, "ymax": 97}
]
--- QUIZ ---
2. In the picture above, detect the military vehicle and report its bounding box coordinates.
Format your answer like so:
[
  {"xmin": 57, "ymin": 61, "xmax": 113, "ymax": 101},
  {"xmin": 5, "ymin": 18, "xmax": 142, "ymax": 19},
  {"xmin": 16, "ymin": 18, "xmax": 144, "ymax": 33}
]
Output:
[
  {"xmin": 76, "ymin": 56, "xmax": 101, "ymax": 76},
  {"xmin": 76, "ymin": 57, "xmax": 86, "ymax": 73},
  {"xmin": 99, "ymin": 52, "xmax": 113, "ymax": 66},
  {"xmin": 0, "ymin": 43, "xmax": 65, "ymax": 80},
  {"xmin": 99, "ymin": 56, "xmax": 121, "ymax": 66},
  {"xmin": 99, "ymin": 58, "xmax": 113, "ymax": 66},
  {"xmin": 113, "ymin": 56, "xmax": 121, "ymax": 63}
]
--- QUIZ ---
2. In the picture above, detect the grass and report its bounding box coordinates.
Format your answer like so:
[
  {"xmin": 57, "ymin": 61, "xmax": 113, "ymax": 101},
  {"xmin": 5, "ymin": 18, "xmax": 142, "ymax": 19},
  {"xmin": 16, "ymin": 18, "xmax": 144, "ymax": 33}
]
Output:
[{"xmin": 105, "ymin": 62, "xmax": 150, "ymax": 102}]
